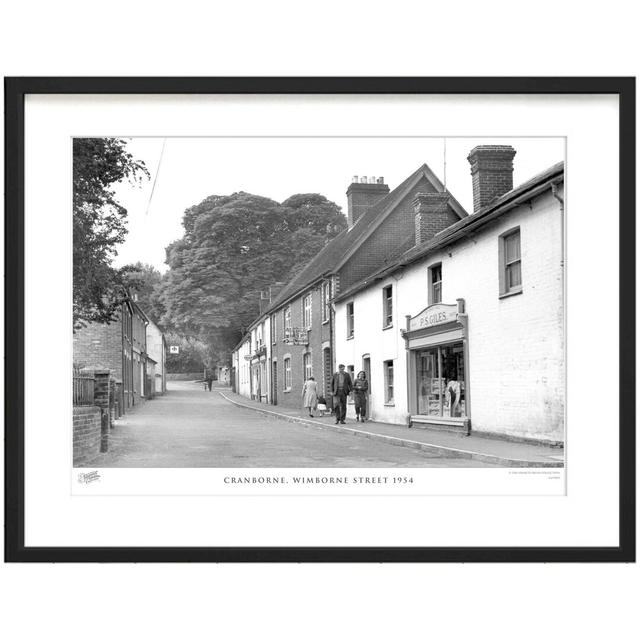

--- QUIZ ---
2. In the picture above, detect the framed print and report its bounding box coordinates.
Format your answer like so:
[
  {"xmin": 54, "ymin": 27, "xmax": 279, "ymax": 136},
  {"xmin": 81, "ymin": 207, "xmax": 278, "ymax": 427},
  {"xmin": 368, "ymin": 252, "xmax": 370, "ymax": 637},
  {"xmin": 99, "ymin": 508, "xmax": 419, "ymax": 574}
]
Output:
[{"xmin": 4, "ymin": 77, "xmax": 635, "ymax": 562}]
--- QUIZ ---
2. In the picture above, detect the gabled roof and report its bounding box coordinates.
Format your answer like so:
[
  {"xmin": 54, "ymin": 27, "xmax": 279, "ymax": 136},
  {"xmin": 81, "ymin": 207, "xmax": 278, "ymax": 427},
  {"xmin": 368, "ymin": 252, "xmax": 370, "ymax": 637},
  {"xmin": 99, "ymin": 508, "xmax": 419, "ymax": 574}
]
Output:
[
  {"xmin": 264, "ymin": 163, "xmax": 467, "ymax": 314},
  {"xmin": 124, "ymin": 297, "xmax": 149, "ymax": 324},
  {"xmin": 334, "ymin": 161, "xmax": 564, "ymax": 302}
]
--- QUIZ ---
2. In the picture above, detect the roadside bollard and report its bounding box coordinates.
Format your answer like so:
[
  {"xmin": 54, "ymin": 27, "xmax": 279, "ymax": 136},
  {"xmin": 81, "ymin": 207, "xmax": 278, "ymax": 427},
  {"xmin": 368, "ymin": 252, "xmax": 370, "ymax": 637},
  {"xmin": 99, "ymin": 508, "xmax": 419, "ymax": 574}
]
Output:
[{"xmin": 100, "ymin": 408, "xmax": 109, "ymax": 453}]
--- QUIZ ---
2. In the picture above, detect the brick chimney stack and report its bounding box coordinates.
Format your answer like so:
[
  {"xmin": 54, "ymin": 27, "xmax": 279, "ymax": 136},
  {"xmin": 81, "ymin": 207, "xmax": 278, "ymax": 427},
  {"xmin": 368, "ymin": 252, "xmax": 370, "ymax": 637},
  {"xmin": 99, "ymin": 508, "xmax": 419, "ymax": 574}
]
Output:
[
  {"xmin": 413, "ymin": 192, "xmax": 450, "ymax": 245},
  {"xmin": 346, "ymin": 176, "xmax": 389, "ymax": 227},
  {"xmin": 467, "ymin": 145, "xmax": 516, "ymax": 213}
]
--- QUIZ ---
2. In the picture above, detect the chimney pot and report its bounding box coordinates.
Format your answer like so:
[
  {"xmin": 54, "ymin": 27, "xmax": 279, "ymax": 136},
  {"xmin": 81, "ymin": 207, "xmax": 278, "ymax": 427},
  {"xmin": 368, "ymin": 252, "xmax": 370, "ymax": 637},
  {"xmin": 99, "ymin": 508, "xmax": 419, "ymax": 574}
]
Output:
[
  {"xmin": 467, "ymin": 145, "xmax": 516, "ymax": 213},
  {"xmin": 346, "ymin": 176, "xmax": 390, "ymax": 227}
]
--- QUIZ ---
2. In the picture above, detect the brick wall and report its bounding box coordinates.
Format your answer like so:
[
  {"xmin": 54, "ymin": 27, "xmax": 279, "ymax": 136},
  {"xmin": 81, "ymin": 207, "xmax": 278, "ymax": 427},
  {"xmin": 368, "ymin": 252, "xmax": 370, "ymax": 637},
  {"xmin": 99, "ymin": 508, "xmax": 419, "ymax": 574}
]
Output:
[
  {"xmin": 340, "ymin": 176, "xmax": 459, "ymax": 292},
  {"xmin": 73, "ymin": 318, "xmax": 123, "ymax": 379},
  {"xmin": 73, "ymin": 406, "xmax": 102, "ymax": 466},
  {"xmin": 270, "ymin": 283, "xmax": 331, "ymax": 410}
]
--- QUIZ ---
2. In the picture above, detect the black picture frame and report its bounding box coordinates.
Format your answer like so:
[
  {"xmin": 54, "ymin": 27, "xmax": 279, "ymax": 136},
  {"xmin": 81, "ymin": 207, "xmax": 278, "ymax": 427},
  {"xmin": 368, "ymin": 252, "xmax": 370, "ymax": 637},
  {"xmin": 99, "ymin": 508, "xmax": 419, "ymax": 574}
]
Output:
[{"xmin": 4, "ymin": 76, "xmax": 635, "ymax": 563}]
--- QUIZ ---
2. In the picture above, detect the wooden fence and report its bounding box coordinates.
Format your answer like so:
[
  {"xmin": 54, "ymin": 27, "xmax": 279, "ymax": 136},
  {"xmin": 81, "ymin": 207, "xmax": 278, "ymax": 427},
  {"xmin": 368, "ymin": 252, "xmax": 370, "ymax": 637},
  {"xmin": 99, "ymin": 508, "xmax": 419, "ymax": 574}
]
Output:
[{"xmin": 73, "ymin": 367, "xmax": 95, "ymax": 406}]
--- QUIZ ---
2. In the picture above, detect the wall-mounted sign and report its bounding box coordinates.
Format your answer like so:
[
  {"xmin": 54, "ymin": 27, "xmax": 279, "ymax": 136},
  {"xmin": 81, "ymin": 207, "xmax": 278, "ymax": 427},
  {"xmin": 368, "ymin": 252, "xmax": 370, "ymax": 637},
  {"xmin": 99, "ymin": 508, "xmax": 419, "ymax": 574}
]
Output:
[
  {"xmin": 283, "ymin": 327, "xmax": 308, "ymax": 345},
  {"xmin": 409, "ymin": 303, "xmax": 458, "ymax": 331},
  {"xmin": 169, "ymin": 345, "xmax": 180, "ymax": 354}
]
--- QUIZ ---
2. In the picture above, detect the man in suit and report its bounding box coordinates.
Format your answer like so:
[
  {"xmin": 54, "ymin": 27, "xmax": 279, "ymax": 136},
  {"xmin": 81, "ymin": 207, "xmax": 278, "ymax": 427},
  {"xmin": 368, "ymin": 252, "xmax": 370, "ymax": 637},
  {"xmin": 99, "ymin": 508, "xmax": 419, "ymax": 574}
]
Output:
[{"xmin": 331, "ymin": 364, "xmax": 352, "ymax": 424}]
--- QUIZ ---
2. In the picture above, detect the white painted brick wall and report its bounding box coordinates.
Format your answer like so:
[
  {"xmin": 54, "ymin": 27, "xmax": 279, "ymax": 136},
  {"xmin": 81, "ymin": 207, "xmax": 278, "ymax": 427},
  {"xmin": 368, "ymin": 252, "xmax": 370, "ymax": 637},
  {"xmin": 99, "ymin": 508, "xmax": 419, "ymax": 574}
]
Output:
[{"xmin": 336, "ymin": 188, "xmax": 565, "ymax": 442}]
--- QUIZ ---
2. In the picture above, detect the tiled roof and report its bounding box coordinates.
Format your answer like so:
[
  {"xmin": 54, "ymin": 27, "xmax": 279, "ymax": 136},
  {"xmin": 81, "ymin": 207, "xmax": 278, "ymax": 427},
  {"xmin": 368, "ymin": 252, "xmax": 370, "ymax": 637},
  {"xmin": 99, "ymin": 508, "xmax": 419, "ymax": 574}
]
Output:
[{"xmin": 335, "ymin": 161, "xmax": 564, "ymax": 302}]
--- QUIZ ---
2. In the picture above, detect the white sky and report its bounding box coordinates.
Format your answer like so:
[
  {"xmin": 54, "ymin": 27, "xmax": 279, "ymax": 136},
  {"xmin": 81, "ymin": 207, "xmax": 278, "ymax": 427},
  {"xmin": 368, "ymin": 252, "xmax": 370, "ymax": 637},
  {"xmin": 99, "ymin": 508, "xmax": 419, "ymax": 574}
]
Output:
[{"xmin": 112, "ymin": 137, "xmax": 564, "ymax": 272}]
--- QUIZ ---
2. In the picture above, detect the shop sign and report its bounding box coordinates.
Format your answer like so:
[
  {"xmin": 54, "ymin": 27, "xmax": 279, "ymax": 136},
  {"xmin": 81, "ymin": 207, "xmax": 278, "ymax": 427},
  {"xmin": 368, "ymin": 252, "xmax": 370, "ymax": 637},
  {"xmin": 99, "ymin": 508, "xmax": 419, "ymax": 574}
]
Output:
[
  {"xmin": 283, "ymin": 327, "xmax": 308, "ymax": 345},
  {"xmin": 409, "ymin": 304, "xmax": 458, "ymax": 331}
]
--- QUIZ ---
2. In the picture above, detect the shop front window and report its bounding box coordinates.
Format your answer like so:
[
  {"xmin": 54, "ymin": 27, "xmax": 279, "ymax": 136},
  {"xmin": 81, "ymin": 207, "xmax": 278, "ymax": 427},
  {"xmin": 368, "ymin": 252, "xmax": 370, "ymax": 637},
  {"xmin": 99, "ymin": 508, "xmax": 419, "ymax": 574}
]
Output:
[{"xmin": 416, "ymin": 343, "xmax": 465, "ymax": 417}]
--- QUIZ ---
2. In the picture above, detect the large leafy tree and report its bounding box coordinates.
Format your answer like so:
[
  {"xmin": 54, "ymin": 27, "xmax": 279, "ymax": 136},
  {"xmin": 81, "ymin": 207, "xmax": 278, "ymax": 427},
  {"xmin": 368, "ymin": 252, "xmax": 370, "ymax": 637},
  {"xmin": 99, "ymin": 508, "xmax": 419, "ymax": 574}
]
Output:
[
  {"xmin": 120, "ymin": 262, "xmax": 166, "ymax": 324},
  {"xmin": 281, "ymin": 193, "xmax": 345, "ymax": 273},
  {"xmin": 73, "ymin": 138, "xmax": 149, "ymax": 328},
  {"xmin": 160, "ymin": 191, "xmax": 346, "ymax": 364},
  {"xmin": 163, "ymin": 332, "xmax": 215, "ymax": 373}
]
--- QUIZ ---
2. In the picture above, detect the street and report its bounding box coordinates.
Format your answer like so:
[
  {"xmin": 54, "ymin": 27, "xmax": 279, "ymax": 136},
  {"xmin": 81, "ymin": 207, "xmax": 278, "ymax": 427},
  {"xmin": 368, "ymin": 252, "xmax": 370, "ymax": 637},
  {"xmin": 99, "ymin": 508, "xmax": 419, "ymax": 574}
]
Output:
[{"xmin": 90, "ymin": 381, "xmax": 495, "ymax": 467}]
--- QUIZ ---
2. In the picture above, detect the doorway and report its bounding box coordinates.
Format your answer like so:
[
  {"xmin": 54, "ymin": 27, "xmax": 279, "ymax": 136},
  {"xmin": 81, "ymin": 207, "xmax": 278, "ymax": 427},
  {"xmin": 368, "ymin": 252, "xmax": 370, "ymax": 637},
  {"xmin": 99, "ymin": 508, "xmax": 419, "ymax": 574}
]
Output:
[
  {"xmin": 362, "ymin": 355, "xmax": 371, "ymax": 394},
  {"xmin": 271, "ymin": 361, "xmax": 278, "ymax": 405}
]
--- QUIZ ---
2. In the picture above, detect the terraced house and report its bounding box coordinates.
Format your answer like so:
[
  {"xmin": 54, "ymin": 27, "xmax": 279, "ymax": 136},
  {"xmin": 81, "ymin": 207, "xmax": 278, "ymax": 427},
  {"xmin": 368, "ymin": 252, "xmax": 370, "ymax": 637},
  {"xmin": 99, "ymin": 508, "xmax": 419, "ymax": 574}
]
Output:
[
  {"xmin": 333, "ymin": 147, "xmax": 565, "ymax": 444},
  {"xmin": 232, "ymin": 164, "xmax": 468, "ymax": 411}
]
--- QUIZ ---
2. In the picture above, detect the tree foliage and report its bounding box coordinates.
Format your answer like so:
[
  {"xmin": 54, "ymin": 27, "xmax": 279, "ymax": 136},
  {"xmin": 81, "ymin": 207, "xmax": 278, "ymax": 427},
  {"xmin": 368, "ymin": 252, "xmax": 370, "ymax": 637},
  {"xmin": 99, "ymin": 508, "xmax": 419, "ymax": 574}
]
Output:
[
  {"xmin": 73, "ymin": 138, "xmax": 149, "ymax": 328},
  {"xmin": 120, "ymin": 262, "xmax": 166, "ymax": 324},
  {"xmin": 164, "ymin": 333, "xmax": 215, "ymax": 373},
  {"xmin": 159, "ymin": 191, "xmax": 346, "ymax": 364}
]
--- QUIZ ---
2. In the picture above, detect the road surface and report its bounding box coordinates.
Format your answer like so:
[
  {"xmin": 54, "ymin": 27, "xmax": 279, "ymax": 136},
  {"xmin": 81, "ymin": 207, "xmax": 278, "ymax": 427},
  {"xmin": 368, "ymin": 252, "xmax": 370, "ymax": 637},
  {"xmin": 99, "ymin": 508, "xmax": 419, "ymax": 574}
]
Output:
[{"xmin": 89, "ymin": 381, "xmax": 494, "ymax": 467}]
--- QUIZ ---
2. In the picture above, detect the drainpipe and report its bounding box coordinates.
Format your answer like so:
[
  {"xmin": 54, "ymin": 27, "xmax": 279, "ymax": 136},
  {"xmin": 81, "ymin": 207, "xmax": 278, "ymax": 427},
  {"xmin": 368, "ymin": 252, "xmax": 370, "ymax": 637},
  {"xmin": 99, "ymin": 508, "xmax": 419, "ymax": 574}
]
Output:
[
  {"xmin": 551, "ymin": 181, "xmax": 566, "ymax": 438},
  {"xmin": 551, "ymin": 181, "xmax": 565, "ymax": 310},
  {"xmin": 551, "ymin": 181, "xmax": 564, "ymax": 266}
]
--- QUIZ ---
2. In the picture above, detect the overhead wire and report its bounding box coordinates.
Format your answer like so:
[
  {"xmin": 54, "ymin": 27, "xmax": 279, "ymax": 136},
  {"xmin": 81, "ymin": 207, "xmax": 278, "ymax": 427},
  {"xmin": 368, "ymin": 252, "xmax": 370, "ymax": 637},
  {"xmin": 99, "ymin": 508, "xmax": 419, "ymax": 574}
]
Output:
[{"xmin": 145, "ymin": 138, "xmax": 167, "ymax": 216}]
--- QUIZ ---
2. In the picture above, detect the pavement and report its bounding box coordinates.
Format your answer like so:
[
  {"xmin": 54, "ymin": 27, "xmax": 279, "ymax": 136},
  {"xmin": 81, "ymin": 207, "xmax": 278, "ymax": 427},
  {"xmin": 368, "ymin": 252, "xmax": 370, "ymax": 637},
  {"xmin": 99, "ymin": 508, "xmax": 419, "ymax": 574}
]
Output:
[
  {"xmin": 219, "ymin": 388, "xmax": 565, "ymax": 468},
  {"xmin": 85, "ymin": 381, "xmax": 499, "ymax": 468}
]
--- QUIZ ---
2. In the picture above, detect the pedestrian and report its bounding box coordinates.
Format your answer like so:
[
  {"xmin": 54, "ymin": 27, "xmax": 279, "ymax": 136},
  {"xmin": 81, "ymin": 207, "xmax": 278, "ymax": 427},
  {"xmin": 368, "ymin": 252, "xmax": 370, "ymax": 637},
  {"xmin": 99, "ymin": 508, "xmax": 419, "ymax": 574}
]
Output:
[
  {"xmin": 353, "ymin": 370, "xmax": 369, "ymax": 422},
  {"xmin": 331, "ymin": 364, "xmax": 352, "ymax": 424},
  {"xmin": 301, "ymin": 376, "xmax": 318, "ymax": 418},
  {"xmin": 205, "ymin": 372, "xmax": 214, "ymax": 391}
]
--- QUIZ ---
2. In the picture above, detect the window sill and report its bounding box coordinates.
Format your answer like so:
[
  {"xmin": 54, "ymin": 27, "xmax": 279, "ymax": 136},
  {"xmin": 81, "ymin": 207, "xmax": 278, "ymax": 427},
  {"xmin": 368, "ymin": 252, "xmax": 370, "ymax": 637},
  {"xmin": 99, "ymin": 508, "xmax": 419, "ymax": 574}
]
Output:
[
  {"xmin": 283, "ymin": 388, "xmax": 291, "ymax": 393},
  {"xmin": 384, "ymin": 402, "xmax": 395, "ymax": 407},
  {"xmin": 322, "ymin": 320, "xmax": 329, "ymax": 326},
  {"xmin": 346, "ymin": 335, "xmax": 354, "ymax": 341},
  {"xmin": 499, "ymin": 287, "xmax": 523, "ymax": 300},
  {"xmin": 382, "ymin": 324, "xmax": 393, "ymax": 331}
]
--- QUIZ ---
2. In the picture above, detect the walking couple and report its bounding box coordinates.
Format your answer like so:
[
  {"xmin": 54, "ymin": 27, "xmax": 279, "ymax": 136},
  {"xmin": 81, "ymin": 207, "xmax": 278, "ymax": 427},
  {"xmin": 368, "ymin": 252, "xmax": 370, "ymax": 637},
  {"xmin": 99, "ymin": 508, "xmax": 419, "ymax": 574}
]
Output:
[{"xmin": 330, "ymin": 364, "xmax": 369, "ymax": 424}]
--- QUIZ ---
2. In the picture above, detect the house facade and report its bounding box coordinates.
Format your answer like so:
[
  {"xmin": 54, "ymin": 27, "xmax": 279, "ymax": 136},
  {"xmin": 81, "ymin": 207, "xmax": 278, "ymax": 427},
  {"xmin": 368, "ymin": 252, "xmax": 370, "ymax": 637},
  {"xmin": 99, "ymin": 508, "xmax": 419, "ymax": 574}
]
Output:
[
  {"xmin": 232, "ymin": 166, "xmax": 467, "ymax": 412},
  {"xmin": 233, "ymin": 315, "xmax": 272, "ymax": 402},
  {"xmin": 146, "ymin": 319, "xmax": 167, "ymax": 395},
  {"xmin": 73, "ymin": 298, "xmax": 151, "ymax": 410},
  {"xmin": 334, "ymin": 147, "xmax": 565, "ymax": 444}
]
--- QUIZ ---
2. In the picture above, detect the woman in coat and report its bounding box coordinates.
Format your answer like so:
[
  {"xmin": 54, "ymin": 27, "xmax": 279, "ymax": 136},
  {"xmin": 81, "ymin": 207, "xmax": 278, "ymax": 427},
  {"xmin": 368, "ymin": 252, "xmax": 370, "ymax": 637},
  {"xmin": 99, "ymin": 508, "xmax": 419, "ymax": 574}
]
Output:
[
  {"xmin": 302, "ymin": 376, "xmax": 318, "ymax": 418},
  {"xmin": 353, "ymin": 371, "xmax": 369, "ymax": 422}
]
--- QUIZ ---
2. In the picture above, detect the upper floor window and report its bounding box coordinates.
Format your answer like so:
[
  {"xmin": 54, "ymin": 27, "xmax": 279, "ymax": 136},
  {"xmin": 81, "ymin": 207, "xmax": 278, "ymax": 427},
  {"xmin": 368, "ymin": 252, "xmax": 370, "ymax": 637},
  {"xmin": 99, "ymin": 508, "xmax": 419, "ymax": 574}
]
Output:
[
  {"xmin": 270, "ymin": 315, "xmax": 276, "ymax": 345},
  {"xmin": 382, "ymin": 285, "xmax": 393, "ymax": 328},
  {"xmin": 303, "ymin": 293, "xmax": 312, "ymax": 329},
  {"xmin": 499, "ymin": 228, "xmax": 522, "ymax": 296},
  {"xmin": 429, "ymin": 263, "xmax": 442, "ymax": 304},
  {"xmin": 346, "ymin": 302, "xmax": 354, "ymax": 338},
  {"xmin": 322, "ymin": 281, "xmax": 331, "ymax": 323},
  {"xmin": 283, "ymin": 305, "xmax": 292, "ymax": 338}
]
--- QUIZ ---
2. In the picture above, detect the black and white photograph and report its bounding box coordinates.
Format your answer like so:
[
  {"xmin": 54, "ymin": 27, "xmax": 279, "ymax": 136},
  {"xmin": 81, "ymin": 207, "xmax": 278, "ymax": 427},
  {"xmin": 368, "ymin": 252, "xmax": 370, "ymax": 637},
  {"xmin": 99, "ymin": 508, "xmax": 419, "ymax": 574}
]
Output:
[
  {"xmin": 6, "ymin": 78, "xmax": 632, "ymax": 561},
  {"xmin": 2, "ymin": 3, "xmax": 638, "ymax": 639},
  {"xmin": 72, "ymin": 136, "xmax": 566, "ymax": 472}
]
